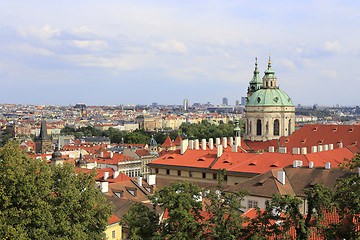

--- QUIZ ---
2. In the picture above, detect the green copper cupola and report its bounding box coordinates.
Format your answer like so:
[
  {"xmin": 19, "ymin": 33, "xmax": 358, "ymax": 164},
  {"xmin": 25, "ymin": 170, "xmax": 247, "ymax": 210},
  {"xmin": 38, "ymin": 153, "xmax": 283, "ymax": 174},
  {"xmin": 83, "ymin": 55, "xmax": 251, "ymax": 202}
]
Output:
[
  {"xmin": 247, "ymin": 57, "xmax": 263, "ymax": 98},
  {"xmin": 262, "ymin": 53, "xmax": 278, "ymax": 89}
]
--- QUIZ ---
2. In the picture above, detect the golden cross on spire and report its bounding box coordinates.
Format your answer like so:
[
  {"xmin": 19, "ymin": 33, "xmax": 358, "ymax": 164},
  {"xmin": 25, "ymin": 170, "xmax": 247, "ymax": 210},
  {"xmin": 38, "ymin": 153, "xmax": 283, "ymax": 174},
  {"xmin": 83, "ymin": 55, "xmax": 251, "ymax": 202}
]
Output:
[
  {"xmin": 268, "ymin": 52, "xmax": 271, "ymax": 65},
  {"xmin": 255, "ymin": 57, "xmax": 258, "ymax": 66}
]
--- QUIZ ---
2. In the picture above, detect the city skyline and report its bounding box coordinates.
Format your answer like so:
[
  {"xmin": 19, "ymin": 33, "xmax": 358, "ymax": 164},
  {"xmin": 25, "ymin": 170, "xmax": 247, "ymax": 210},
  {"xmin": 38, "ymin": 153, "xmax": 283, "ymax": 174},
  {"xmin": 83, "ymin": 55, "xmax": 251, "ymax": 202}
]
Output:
[{"xmin": 0, "ymin": 1, "xmax": 359, "ymax": 106}]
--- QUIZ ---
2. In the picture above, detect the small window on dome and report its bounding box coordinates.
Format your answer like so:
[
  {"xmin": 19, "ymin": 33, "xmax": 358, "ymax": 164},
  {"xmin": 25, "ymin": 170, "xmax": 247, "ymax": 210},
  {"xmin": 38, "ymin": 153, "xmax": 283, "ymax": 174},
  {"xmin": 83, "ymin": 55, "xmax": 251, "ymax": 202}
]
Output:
[
  {"xmin": 257, "ymin": 97, "xmax": 261, "ymax": 103},
  {"xmin": 274, "ymin": 97, "xmax": 279, "ymax": 103}
]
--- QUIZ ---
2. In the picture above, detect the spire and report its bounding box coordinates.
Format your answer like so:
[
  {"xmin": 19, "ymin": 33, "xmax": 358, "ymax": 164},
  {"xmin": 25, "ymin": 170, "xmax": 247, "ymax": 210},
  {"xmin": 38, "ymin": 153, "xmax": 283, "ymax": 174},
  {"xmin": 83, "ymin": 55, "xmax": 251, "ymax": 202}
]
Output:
[
  {"xmin": 263, "ymin": 53, "xmax": 277, "ymax": 88},
  {"xmin": 247, "ymin": 57, "xmax": 263, "ymax": 97},
  {"xmin": 39, "ymin": 120, "xmax": 48, "ymax": 140},
  {"xmin": 234, "ymin": 118, "xmax": 241, "ymax": 138}
]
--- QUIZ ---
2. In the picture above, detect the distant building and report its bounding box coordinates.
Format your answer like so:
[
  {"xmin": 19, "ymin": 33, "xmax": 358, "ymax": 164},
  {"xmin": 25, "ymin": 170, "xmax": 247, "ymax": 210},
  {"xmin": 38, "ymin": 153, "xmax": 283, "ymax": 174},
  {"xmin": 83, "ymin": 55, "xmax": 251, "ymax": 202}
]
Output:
[
  {"xmin": 183, "ymin": 99, "xmax": 189, "ymax": 111},
  {"xmin": 222, "ymin": 97, "xmax": 228, "ymax": 106},
  {"xmin": 235, "ymin": 100, "xmax": 240, "ymax": 106},
  {"xmin": 241, "ymin": 97, "xmax": 246, "ymax": 106},
  {"xmin": 35, "ymin": 120, "xmax": 52, "ymax": 154}
]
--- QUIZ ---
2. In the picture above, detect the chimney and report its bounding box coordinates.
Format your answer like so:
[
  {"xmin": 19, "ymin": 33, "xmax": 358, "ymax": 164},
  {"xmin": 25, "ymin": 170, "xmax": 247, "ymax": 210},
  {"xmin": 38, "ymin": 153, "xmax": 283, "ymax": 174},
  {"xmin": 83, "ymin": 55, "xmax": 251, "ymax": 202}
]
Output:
[
  {"xmin": 137, "ymin": 176, "xmax": 143, "ymax": 187},
  {"xmin": 309, "ymin": 161, "xmax": 314, "ymax": 169},
  {"xmin": 338, "ymin": 142, "xmax": 343, "ymax": 148},
  {"xmin": 301, "ymin": 147, "xmax": 307, "ymax": 154},
  {"xmin": 277, "ymin": 171, "xmax": 286, "ymax": 185},
  {"xmin": 180, "ymin": 139, "xmax": 188, "ymax": 155},
  {"xmin": 293, "ymin": 160, "xmax": 298, "ymax": 168},
  {"xmin": 311, "ymin": 146, "xmax": 317, "ymax": 153},
  {"xmin": 201, "ymin": 139, "xmax": 207, "ymax": 150},
  {"xmin": 209, "ymin": 138, "xmax": 214, "ymax": 150},
  {"xmin": 278, "ymin": 147, "xmax": 287, "ymax": 153},
  {"xmin": 229, "ymin": 137, "xmax": 234, "ymax": 146},
  {"xmin": 318, "ymin": 145, "xmax": 323, "ymax": 152},
  {"xmin": 269, "ymin": 146, "xmax": 275, "ymax": 153},
  {"xmin": 222, "ymin": 137, "xmax": 227, "ymax": 149},
  {"xmin": 189, "ymin": 140, "xmax": 194, "ymax": 150},
  {"xmin": 323, "ymin": 145, "xmax": 329, "ymax": 151},
  {"xmin": 113, "ymin": 170, "xmax": 120, "ymax": 179},
  {"xmin": 194, "ymin": 139, "xmax": 199, "ymax": 150},
  {"xmin": 292, "ymin": 148, "xmax": 300, "ymax": 154},
  {"xmin": 235, "ymin": 136, "xmax": 241, "ymax": 147},
  {"xmin": 110, "ymin": 152, "xmax": 114, "ymax": 158},
  {"xmin": 216, "ymin": 138, "xmax": 220, "ymax": 146},
  {"xmin": 147, "ymin": 175, "xmax": 156, "ymax": 185},
  {"xmin": 329, "ymin": 144, "xmax": 334, "ymax": 150},
  {"xmin": 100, "ymin": 152, "xmax": 104, "ymax": 158},
  {"xmin": 104, "ymin": 171, "xmax": 109, "ymax": 180},
  {"xmin": 100, "ymin": 181, "xmax": 109, "ymax": 193},
  {"xmin": 231, "ymin": 145, "xmax": 238, "ymax": 152},
  {"xmin": 217, "ymin": 144, "xmax": 223, "ymax": 158},
  {"xmin": 325, "ymin": 162, "xmax": 331, "ymax": 170}
]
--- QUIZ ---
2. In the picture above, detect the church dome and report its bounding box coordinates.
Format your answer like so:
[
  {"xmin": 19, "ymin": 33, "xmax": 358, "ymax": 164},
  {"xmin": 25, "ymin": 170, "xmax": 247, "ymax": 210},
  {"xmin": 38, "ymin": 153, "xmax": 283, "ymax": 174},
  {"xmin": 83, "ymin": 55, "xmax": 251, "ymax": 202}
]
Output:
[
  {"xmin": 148, "ymin": 136, "xmax": 157, "ymax": 147},
  {"xmin": 246, "ymin": 88, "xmax": 294, "ymax": 107}
]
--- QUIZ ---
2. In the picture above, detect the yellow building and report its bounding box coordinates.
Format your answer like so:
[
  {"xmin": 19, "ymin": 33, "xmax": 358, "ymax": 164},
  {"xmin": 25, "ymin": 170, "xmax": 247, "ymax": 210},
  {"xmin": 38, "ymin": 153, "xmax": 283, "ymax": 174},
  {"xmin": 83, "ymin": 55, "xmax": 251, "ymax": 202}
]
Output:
[{"xmin": 105, "ymin": 215, "xmax": 122, "ymax": 240}]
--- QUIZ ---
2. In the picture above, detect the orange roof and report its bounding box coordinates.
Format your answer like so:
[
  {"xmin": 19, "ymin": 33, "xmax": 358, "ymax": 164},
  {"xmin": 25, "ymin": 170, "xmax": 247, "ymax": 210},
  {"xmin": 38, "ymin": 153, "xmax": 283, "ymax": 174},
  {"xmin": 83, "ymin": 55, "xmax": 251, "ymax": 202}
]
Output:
[
  {"xmin": 108, "ymin": 215, "xmax": 120, "ymax": 225},
  {"xmin": 173, "ymin": 135, "xmax": 182, "ymax": 146},
  {"xmin": 161, "ymin": 136, "xmax": 173, "ymax": 148}
]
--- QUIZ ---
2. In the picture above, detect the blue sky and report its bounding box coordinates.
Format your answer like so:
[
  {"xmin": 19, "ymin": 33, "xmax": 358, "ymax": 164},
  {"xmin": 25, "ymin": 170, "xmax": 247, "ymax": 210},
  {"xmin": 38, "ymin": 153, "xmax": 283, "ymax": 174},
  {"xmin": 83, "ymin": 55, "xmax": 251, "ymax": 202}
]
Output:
[{"xmin": 0, "ymin": 0, "xmax": 359, "ymax": 106}]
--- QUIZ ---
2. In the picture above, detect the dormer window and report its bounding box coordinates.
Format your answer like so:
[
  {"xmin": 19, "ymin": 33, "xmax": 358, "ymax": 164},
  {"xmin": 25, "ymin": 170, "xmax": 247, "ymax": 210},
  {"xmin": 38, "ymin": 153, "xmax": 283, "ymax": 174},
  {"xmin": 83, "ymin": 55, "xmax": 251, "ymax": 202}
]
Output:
[
  {"xmin": 257, "ymin": 97, "xmax": 261, "ymax": 103},
  {"xmin": 197, "ymin": 158, "xmax": 205, "ymax": 161},
  {"xmin": 349, "ymin": 128, "xmax": 354, "ymax": 132}
]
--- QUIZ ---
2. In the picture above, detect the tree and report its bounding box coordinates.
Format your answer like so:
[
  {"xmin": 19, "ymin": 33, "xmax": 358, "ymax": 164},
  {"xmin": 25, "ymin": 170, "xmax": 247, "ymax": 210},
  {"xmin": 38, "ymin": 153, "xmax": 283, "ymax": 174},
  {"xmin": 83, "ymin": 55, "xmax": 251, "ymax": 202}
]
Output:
[
  {"xmin": 203, "ymin": 169, "xmax": 248, "ymax": 239},
  {"xmin": 121, "ymin": 202, "xmax": 159, "ymax": 239},
  {"xmin": 149, "ymin": 181, "xmax": 204, "ymax": 239},
  {"xmin": 246, "ymin": 184, "xmax": 333, "ymax": 239},
  {"xmin": 0, "ymin": 140, "xmax": 112, "ymax": 239}
]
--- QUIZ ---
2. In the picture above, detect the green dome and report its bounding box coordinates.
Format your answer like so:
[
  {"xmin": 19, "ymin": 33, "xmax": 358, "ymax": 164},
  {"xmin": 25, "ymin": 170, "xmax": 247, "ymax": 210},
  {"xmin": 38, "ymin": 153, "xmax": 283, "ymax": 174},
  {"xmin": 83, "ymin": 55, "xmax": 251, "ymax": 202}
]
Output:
[{"xmin": 246, "ymin": 89, "xmax": 294, "ymax": 107}]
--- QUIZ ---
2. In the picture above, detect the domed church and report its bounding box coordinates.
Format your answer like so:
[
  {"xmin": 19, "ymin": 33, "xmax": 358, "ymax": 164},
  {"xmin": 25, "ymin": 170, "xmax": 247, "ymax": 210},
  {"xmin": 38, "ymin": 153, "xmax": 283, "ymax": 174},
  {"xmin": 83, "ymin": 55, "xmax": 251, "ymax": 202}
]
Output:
[{"xmin": 244, "ymin": 56, "xmax": 295, "ymax": 141}]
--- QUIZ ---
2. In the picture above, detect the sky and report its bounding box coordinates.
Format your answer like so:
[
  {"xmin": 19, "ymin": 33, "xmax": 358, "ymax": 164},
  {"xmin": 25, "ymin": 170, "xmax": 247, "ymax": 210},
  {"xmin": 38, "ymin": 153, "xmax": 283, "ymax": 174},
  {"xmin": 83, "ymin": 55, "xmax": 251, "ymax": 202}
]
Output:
[{"xmin": 0, "ymin": 0, "xmax": 359, "ymax": 106}]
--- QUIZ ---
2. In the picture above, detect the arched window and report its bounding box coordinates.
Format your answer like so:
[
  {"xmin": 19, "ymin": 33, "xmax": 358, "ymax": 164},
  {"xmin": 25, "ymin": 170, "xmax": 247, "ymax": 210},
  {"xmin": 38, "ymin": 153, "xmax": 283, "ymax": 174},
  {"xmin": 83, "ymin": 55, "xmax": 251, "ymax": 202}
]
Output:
[
  {"xmin": 288, "ymin": 119, "xmax": 291, "ymax": 135},
  {"xmin": 257, "ymin": 119, "xmax": 262, "ymax": 136},
  {"xmin": 274, "ymin": 119, "xmax": 279, "ymax": 136}
]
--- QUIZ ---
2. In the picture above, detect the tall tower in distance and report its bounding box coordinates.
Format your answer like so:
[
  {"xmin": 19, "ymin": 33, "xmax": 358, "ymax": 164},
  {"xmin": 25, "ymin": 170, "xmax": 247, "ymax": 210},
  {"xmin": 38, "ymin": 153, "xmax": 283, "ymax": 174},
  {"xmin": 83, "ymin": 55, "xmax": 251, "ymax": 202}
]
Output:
[
  {"xmin": 222, "ymin": 97, "xmax": 228, "ymax": 106},
  {"xmin": 183, "ymin": 99, "xmax": 189, "ymax": 111},
  {"xmin": 35, "ymin": 120, "xmax": 52, "ymax": 154}
]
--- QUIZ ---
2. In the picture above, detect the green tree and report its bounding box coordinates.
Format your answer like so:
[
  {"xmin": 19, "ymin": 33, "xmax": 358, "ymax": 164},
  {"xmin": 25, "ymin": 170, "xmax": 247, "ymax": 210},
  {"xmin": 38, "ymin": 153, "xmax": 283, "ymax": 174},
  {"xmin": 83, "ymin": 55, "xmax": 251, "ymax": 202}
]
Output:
[
  {"xmin": 246, "ymin": 184, "xmax": 333, "ymax": 240},
  {"xmin": 0, "ymin": 140, "xmax": 112, "ymax": 239},
  {"xmin": 121, "ymin": 202, "xmax": 159, "ymax": 239},
  {"xmin": 149, "ymin": 181, "xmax": 204, "ymax": 239},
  {"xmin": 203, "ymin": 169, "xmax": 248, "ymax": 239}
]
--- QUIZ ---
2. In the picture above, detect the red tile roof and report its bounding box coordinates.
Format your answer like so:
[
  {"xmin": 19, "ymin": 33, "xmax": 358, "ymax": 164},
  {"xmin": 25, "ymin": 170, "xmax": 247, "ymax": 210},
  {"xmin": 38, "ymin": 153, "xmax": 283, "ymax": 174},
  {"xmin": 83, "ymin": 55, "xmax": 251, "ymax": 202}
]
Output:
[
  {"xmin": 108, "ymin": 215, "xmax": 120, "ymax": 225},
  {"xmin": 173, "ymin": 135, "xmax": 182, "ymax": 146},
  {"xmin": 161, "ymin": 136, "xmax": 173, "ymax": 148}
]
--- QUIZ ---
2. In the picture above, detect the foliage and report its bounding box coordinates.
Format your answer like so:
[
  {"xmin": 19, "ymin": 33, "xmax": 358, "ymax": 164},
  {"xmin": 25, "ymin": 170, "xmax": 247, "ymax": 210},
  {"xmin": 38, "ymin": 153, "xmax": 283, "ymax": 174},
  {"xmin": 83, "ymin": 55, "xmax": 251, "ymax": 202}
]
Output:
[
  {"xmin": 203, "ymin": 169, "xmax": 248, "ymax": 239},
  {"xmin": 1, "ymin": 128, "xmax": 13, "ymax": 146},
  {"xmin": 295, "ymin": 108, "xmax": 334, "ymax": 119},
  {"xmin": 0, "ymin": 140, "xmax": 112, "ymax": 239},
  {"xmin": 120, "ymin": 202, "xmax": 159, "ymax": 239},
  {"xmin": 246, "ymin": 184, "xmax": 333, "ymax": 240},
  {"xmin": 179, "ymin": 120, "xmax": 241, "ymax": 140},
  {"xmin": 149, "ymin": 181, "xmax": 205, "ymax": 239}
]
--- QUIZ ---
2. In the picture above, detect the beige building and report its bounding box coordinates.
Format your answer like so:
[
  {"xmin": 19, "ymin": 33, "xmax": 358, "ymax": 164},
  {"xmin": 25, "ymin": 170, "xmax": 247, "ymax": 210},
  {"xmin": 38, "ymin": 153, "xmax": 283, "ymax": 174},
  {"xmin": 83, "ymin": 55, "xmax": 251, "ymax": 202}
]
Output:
[{"xmin": 244, "ymin": 57, "xmax": 295, "ymax": 141}]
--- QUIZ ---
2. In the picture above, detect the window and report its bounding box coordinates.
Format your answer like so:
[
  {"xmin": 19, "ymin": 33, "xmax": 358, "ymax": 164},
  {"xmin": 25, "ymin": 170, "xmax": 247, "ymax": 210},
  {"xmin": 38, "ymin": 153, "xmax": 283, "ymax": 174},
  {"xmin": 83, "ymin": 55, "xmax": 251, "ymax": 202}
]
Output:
[
  {"xmin": 288, "ymin": 119, "xmax": 291, "ymax": 134},
  {"xmin": 113, "ymin": 191, "xmax": 123, "ymax": 198},
  {"xmin": 189, "ymin": 171, "xmax": 192, "ymax": 177},
  {"xmin": 155, "ymin": 168, "xmax": 159, "ymax": 174},
  {"xmin": 257, "ymin": 119, "xmax": 262, "ymax": 136},
  {"xmin": 202, "ymin": 173, "xmax": 206, "ymax": 179},
  {"xmin": 274, "ymin": 119, "xmax": 279, "ymax": 136},
  {"xmin": 177, "ymin": 170, "xmax": 181, "ymax": 176},
  {"xmin": 213, "ymin": 173, "xmax": 217, "ymax": 180},
  {"xmin": 166, "ymin": 169, "xmax": 170, "ymax": 175},
  {"xmin": 248, "ymin": 200, "xmax": 258, "ymax": 209},
  {"xmin": 112, "ymin": 230, "xmax": 116, "ymax": 239}
]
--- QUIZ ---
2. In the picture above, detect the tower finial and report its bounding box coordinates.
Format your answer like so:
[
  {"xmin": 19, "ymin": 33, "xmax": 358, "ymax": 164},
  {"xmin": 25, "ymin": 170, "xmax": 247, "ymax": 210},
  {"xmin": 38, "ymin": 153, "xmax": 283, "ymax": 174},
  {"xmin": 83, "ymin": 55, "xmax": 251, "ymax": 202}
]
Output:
[
  {"xmin": 255, "ymin": 57, "xmax": 258, "ymax": 67},
  {"xmin": 268, "ymin": 52, "xmax": 271, "ymax": 65}
]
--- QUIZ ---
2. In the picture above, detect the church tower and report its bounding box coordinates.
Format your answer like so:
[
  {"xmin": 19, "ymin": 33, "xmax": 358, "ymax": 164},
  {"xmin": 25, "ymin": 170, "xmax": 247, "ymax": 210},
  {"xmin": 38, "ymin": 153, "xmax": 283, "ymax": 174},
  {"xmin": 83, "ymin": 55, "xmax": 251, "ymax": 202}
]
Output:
[
  {"xmin": 244, "ymin": 56, "xmax": 295, "ymax": 142},
  {"xmin": 35, "ymin": 120, "xmax": 52, "ymax": 154},
  {"xmin": 247, "ymin": 58, "xmax": 263, "ymax": 99}
]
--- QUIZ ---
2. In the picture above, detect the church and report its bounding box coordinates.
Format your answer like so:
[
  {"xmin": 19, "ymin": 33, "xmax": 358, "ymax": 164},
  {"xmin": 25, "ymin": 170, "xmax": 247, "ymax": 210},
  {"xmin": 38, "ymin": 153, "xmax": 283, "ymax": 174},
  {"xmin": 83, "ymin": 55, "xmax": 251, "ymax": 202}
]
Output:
[{"xmin": 244, "ymin": 56, "xmax": 295, "ymax": 141}]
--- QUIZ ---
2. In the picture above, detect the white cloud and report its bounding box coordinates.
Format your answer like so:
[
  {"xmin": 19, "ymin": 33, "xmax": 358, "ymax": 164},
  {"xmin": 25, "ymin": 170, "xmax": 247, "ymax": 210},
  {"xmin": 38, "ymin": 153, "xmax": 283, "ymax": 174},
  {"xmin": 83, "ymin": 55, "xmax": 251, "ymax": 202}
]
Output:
[
  {"xmin": 323, "ymin": 41, "xmax": 343, "ymax": 53},
  {"xmin": 67, "ymin": 40, "xmax": 108, "ymax": 51},
  {"xmin": 279, "ymin": 58, "xmax": 296, "ymax": 70},
  {"xmin": 15, "ymin": 44, "xmax": 53, "ymax": 56},
  {"xmin": 151, "ymin": 39, "xmax": 187, "ymax": 53},
  {"xmin": 320, "ymin": 69, "xmax": 337, "ymax": 79}
]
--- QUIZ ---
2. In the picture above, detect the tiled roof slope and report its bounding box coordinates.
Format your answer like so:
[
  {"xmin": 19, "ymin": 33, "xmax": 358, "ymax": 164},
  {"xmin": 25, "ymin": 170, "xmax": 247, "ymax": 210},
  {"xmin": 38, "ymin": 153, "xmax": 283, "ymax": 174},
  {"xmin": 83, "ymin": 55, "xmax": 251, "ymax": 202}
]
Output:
[
  {"xmin": 161, "ymin": 136, "xmax": 173, "ymax": 148},
  {"xmin": 283, "ymin": 124, "xmax": 360, "ymax": 153}
]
